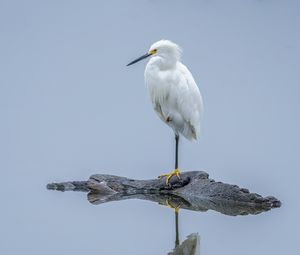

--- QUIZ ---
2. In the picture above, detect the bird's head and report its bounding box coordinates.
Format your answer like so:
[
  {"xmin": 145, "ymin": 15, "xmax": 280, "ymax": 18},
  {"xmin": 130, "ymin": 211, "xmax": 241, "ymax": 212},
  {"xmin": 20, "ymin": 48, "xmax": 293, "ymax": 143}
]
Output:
[{"xmin": 127, "ymin": 40, "xmax": 181, "ymax": 66}]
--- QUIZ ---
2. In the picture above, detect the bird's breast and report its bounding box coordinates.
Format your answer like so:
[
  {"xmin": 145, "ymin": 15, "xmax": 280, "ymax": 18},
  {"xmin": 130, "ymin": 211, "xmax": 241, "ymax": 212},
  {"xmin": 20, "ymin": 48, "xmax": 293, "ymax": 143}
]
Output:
[{"xmin": 145, "ymin": 68, "xmax": 174, "ymax": 106}]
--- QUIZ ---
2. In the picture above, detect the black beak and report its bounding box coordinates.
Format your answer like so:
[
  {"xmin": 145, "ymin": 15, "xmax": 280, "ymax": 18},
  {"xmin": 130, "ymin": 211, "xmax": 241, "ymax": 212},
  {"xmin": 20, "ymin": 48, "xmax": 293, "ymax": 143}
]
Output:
[{"xmin": 127, "ymin": 53, "xmax": 151, "ymax": 66}]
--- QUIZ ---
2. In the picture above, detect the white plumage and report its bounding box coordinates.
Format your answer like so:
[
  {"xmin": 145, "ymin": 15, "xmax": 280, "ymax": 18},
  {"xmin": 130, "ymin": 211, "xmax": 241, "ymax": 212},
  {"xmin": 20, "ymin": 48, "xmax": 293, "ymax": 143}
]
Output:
[
  {"xmin": 127, "ymin": 39, "xmax": 203, "ymax": 183},
  {"xmin": 144, "ymin": 40, "xmax": 203, "ymax": 141}
]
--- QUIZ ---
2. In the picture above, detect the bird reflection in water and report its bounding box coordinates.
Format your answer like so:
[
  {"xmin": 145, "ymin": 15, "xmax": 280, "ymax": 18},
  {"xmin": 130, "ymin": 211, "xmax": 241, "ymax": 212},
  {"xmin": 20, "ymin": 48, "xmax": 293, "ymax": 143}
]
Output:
[{"xmin": 166, "ymin": 199, "xmax": 200, "ymax": 255}]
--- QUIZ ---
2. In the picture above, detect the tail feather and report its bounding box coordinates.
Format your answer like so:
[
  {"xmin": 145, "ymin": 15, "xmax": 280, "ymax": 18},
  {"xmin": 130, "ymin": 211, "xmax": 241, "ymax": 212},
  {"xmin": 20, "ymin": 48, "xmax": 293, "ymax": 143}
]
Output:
[{"xmin": 180, "ymin": 121, "xmax": 200, "ymax": 141}]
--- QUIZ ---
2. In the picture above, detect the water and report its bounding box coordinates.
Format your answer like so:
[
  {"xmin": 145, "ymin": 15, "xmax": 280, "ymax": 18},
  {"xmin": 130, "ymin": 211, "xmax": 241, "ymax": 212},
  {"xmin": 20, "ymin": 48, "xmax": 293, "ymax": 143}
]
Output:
[{"xmin": 1, "ymin": 1, "xmax": 299, "ymax": 254}]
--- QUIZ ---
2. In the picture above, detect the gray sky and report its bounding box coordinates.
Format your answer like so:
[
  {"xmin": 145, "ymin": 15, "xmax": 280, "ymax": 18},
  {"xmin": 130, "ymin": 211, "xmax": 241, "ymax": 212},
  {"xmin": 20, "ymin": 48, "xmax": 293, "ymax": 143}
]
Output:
[{"xmin": 1, "ymin": 1, "xmax": 299, "ymax": 254}]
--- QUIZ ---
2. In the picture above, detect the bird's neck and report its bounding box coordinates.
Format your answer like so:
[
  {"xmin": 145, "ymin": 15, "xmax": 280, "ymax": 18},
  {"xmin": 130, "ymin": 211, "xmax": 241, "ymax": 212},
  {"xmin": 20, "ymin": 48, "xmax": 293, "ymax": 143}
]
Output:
[{"xmin": 148, "ymin": 56, "xmax": 178, "ymax": 70}]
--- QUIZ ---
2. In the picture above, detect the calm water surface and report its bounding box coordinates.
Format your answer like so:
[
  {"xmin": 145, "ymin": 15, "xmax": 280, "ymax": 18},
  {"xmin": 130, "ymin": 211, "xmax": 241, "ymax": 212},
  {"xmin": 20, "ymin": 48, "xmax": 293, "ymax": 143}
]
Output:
[{"xmin": 1, "ymin": 1, "xmax": 299, "ymax": 254}]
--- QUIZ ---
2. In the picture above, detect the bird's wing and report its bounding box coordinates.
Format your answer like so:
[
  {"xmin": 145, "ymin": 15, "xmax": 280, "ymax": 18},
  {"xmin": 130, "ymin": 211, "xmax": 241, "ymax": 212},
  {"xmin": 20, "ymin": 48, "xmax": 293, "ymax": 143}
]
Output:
[
  {"xmin": 174, "ymin": 63, "xmax": 203, "ymax": 139},
  {"xmin": 153, "ymin": 101, "xmax": 167, "ymax": 122}
]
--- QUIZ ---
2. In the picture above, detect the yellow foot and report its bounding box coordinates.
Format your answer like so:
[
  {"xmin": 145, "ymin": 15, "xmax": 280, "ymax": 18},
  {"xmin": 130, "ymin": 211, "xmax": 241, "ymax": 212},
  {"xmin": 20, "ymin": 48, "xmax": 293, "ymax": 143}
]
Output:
[{"xmin": 158, "ymin": 168, "xmax": 181, "ymax": 185}]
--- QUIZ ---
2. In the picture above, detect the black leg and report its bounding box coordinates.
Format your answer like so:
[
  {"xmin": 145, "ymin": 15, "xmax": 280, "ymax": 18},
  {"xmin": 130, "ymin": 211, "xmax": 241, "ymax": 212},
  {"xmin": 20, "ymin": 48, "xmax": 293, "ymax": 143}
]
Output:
[
  {"xmin": 175, "ymin": 134, "xmax": 179, "ymax": 169},
  {"xmin": 175, "ymin": 210, "xmax": 180, "ymax": 247}
]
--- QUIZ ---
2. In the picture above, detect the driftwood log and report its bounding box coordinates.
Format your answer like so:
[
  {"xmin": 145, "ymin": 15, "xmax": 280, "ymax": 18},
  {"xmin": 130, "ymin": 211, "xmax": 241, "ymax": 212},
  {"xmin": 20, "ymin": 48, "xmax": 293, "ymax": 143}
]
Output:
[{"xmin": 47, "ymin": 171, "xmax": 281, "ymax": 216}]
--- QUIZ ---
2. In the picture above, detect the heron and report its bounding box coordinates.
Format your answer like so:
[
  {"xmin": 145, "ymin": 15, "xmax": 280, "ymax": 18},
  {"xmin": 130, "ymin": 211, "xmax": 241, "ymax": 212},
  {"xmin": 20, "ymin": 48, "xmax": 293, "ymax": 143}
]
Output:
[{"xmin": 127, "ymin": 40, "xmax": 203, "ymax": 185}]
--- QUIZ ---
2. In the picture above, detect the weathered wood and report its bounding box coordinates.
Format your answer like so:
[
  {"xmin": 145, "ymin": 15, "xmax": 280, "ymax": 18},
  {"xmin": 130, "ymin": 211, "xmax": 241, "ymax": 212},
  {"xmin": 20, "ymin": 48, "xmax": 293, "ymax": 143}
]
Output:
[{"xmin": 47, "ymin": 171, "xmax": 281, "ymax": 216}]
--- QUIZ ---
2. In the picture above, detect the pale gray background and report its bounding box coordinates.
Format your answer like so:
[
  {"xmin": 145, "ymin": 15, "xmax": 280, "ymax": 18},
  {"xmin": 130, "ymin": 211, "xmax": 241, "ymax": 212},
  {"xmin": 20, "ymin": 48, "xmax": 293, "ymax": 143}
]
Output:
[{"xmin": 1, "ymin": 0, "xmax": 299, "ymax": 254}]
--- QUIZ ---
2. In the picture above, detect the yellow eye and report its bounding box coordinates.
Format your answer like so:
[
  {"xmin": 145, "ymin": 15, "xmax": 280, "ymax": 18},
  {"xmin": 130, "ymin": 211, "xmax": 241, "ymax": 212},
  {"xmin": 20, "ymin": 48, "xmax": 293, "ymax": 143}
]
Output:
[{"xmin": 149, "ymin": 49, "xmax": 157, "ymax": 55}]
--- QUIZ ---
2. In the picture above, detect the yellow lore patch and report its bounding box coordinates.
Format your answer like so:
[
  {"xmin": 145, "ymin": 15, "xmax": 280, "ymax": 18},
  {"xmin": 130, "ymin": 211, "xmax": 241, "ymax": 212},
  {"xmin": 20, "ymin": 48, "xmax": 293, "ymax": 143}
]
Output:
[{"xmin": 149, "ymin": 49, "xmax": 157, "ymax": 55}]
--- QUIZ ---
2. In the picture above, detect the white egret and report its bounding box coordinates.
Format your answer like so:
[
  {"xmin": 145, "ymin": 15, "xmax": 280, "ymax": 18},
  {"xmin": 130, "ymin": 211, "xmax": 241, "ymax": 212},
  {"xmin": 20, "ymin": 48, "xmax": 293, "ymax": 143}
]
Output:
[{"xmin": 127, "ymin": 40, "xmax": 203, "ymax": 185}]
